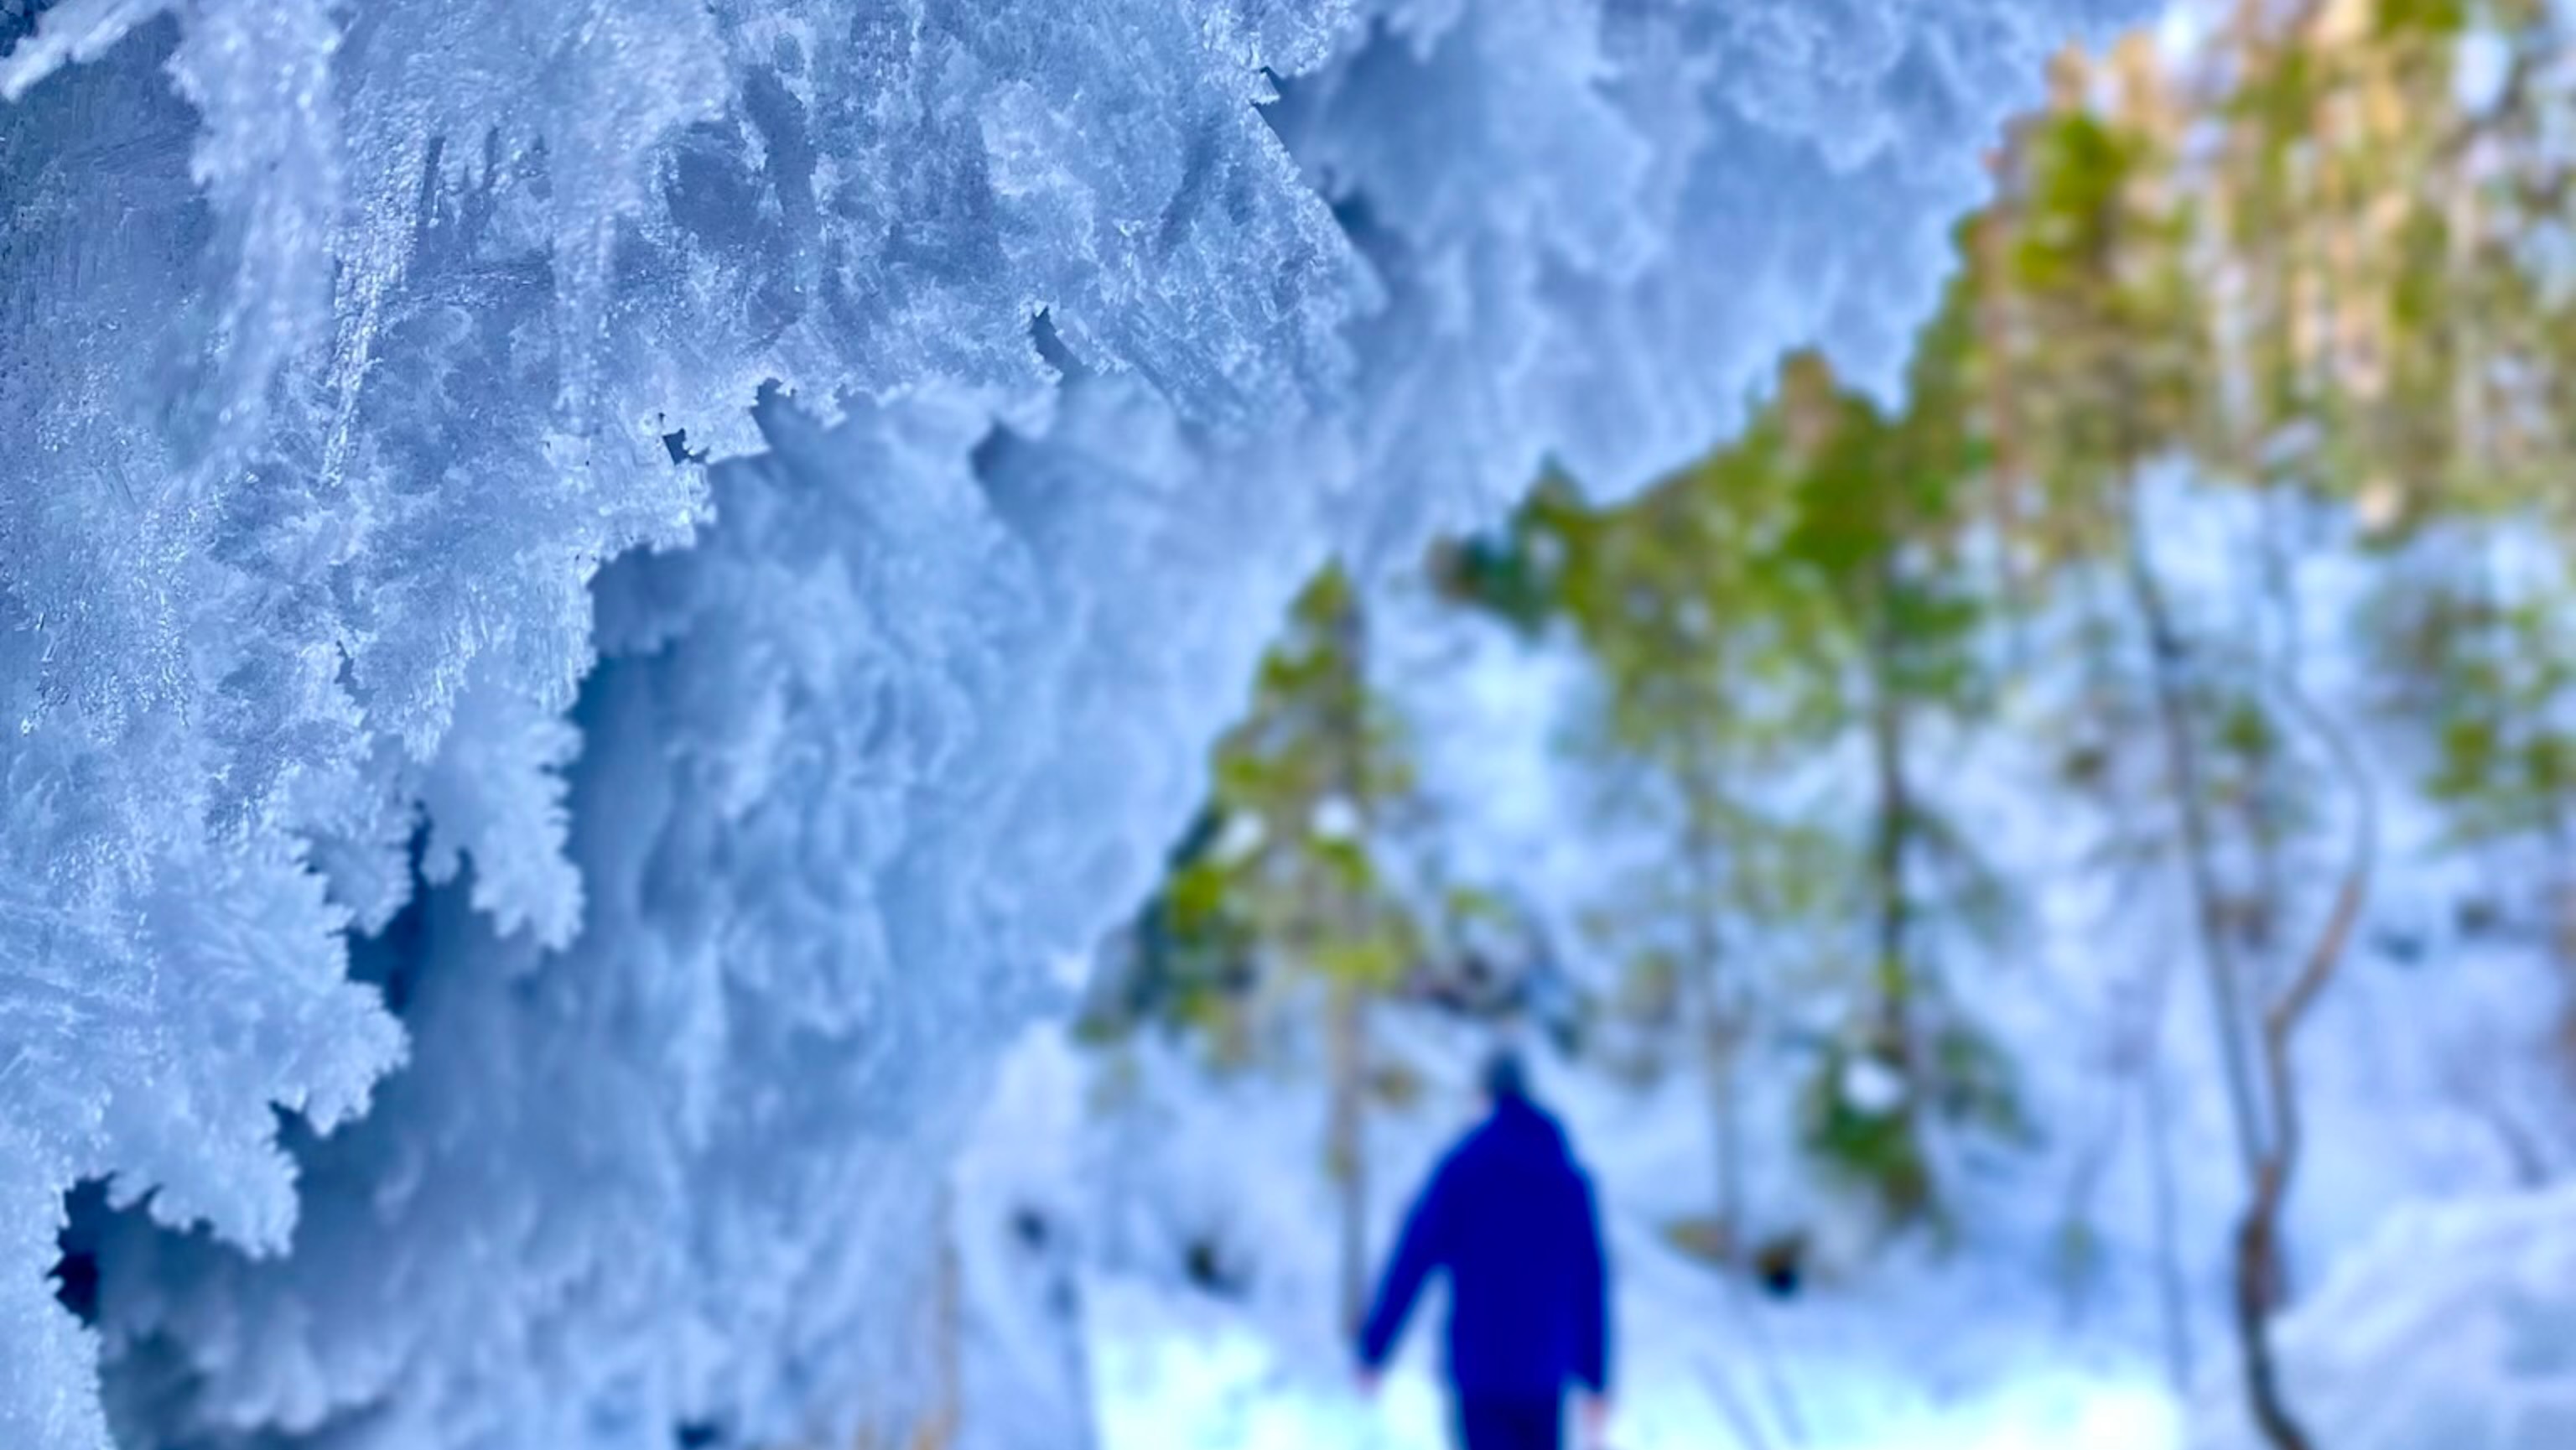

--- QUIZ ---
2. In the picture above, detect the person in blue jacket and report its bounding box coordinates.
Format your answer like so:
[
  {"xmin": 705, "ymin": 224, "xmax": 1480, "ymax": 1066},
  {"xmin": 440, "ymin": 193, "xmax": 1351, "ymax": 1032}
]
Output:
[{"xmin": 1356, "ymin": 1048, "xmax": 1613, "ymax": 1450}]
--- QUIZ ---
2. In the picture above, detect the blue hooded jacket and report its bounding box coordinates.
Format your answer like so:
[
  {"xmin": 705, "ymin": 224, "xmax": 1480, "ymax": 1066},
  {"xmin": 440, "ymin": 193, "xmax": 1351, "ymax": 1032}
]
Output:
[{"xmin": 1357, "ymin": 1093, "xmax": 1611, "ymax": 1401}]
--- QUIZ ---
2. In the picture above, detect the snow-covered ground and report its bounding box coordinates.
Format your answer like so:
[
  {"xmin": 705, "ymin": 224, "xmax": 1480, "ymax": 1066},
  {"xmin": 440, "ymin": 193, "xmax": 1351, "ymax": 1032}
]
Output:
[
  {"xmin": 963, "ymin": 1017, "xmax": 2189, "ymax": 1450},
  {"xmin": 1088, "ymin": 1255, "xmax": 2182, "ymax": 1450},
  {"xmin": 979, "ymin": 998, "xmax": 2572, "ymax": 1450},
  {"xmin": 2194, "ymin": 1187, "xmax": 2576, "ymax": 1450}
]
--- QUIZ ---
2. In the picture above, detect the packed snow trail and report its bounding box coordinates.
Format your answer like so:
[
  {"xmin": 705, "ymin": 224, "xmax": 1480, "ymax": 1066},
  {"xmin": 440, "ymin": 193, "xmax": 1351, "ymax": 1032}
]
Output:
[
  {"xmin": 1087, "ymin": 1242, "xmax": 2184, "ymax": 1450},
  {"xmin": 2, "ymin": 2, "xmax": 2149, "ymax": 1445}
]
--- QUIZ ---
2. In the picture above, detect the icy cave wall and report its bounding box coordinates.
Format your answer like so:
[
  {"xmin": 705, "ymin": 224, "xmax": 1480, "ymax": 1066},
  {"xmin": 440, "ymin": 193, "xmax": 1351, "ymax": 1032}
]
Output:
[{"xmin": 0, "ymin": 2, "xmax": 2147, "ymax": 1446}]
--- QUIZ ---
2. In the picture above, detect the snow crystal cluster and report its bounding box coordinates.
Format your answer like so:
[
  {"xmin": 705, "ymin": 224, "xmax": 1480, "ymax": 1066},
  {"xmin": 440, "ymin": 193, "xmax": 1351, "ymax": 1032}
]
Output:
[{"xmin": 0, "ymin": 1, "xmax": 2145, "ymax": 1445}]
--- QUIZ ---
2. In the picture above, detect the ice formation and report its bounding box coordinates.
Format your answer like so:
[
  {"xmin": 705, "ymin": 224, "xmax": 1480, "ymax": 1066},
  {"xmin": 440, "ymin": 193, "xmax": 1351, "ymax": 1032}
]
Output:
[{"xmin": 0, "ymin": 1, "xmax": 2146, "ymax": 1445}]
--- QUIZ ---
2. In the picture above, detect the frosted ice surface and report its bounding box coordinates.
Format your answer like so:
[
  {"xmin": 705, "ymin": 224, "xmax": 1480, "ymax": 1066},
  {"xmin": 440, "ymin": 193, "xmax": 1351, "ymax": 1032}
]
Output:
[{"xmin": 0, "ymin": 1, "xmax": 2145, "ymax": 1445}]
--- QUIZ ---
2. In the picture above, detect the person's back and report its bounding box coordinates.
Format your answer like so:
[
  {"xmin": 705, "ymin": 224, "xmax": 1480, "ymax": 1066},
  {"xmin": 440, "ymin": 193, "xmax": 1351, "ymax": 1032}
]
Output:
[{"xmin": 1357, "ymin": 1053, "xmax": 1610, "ymax": 1450}]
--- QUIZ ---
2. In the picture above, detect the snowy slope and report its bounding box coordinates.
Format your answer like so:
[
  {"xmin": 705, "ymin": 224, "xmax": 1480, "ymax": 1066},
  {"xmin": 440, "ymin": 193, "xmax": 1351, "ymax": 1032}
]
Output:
[{"xmin": 2194, "ymin": 1188, "xmax": 2576, "ymax": 1450}]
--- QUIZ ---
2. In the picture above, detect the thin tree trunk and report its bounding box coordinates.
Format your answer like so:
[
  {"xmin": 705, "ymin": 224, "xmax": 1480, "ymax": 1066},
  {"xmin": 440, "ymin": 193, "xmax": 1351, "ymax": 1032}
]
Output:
[
  {"xmin": 2116, "ymin": 463, "xmax": 2317, "ymax": 1447},
  {"xmin": 1696, "ymin": 939, "xmax": 1746, "ymax": 1255},
  {"xmin": 2119, "ymin": 493, "xmax": 2270, "ymax": 1181},
  {"xmin": 2228, "ymin": 674, "xmax": 2375, "ymax": 1450},
  {"xmin": 1319, "ymin": 580, "xmax": 1375, "ymax": 1338},
  {"xmin": 1680, "ymin": 756, "xmax": 1746, "ymax": 1255},
  {"xmin": 1869, "ymin": 659, "xmax": 1912, "ymax": 1052},
  {"xmin": 1975, "ymin": 192, "xmax": 2034, "ymax": 649},
  {"xmin": 1864, "ymin": 574, "xmax": 1914, "ymax": 1043},
  {"xmin": 2143, "ymin": 1063, "xmax": 2198, "ymax": 1393},
  {"xmin": 2548, "ymin": 826, "xmax": 2576, "ymax": 1075},
  {"xmin": 1328, "ymin": 972, "xmax": 1371, "ymax": 1338},
  {"xmin": 1863, "ymin": 592, "xmax": 1928, "ymax": 1215}
]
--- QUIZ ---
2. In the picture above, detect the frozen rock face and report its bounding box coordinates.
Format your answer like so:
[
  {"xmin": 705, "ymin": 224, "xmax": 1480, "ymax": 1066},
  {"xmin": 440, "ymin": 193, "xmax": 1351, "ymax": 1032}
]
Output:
[
  {"xmin": 2194, "ymin": 1188, "xmax": 2576, "ymax": 1450},
  {"xmin": 0, "ymin": 2, "xmax": 2146, "ymax": 1446}
]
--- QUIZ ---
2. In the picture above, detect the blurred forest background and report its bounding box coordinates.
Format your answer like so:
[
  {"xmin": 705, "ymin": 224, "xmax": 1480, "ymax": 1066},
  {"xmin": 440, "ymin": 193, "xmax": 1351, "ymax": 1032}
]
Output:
[{"xmin": 946, "ymin": 3, "xmax": 2576, "ymax": 1448}]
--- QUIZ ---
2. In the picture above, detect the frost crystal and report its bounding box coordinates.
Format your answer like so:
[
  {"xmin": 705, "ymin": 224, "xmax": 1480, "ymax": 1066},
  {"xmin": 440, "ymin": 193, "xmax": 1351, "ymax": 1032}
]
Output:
[{"xmin": 0, "ymin": 1, "xmax": 2145, "ymax": 1444}]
